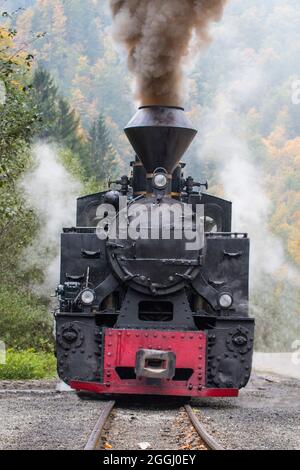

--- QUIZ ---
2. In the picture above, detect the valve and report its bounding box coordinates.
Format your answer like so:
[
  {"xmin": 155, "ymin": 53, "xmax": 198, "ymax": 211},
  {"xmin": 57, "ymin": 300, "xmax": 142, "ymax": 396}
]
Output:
[
  {"xmin": 109, "ymin": 175, "xmax": 130, "ymax": 195},
  {"xmin": 185, "ymin": 177, "xmax": 208, "ymax": 195}
]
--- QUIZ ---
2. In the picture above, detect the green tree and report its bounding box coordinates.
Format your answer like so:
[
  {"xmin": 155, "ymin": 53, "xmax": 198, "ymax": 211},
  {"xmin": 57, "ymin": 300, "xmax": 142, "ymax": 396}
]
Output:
[
  {"xmin": 31, "ymin": 67, "xmax": 84, "ymax": 153},
  {"xmin": 31, "ymin": 67, "xmax": 58, "ymax": 138},
  {"xmin": 88, "ymin": 114, "xmax": 118, "ymax": 183},
  {"xmin": 0, "ymin": 26, "xmax": 39, "ymax": 282}
]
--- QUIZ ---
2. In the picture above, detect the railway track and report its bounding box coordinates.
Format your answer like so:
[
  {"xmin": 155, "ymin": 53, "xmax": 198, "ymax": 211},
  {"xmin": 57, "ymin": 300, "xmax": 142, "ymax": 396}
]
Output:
[
  {"xmin": 84, "ymin": 400, "xmax": 224, "ymax": 451},
  {"xmin": 184, "ymin": 405, "xmax": 224, "ymax": 450},
  {"xmin": 84, "ymin": 401, "xmax": 116, "ymax": 451},
  {"xmin": 0, "ymin": 389, "xmax": 57, "ymax": 395}
]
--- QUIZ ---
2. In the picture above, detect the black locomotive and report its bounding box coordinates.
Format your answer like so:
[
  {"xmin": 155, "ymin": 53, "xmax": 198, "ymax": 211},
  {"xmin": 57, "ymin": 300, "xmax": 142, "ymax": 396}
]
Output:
[{"xmin": 55, "ymin": 106, "xmax": 254, "ymax": 397}]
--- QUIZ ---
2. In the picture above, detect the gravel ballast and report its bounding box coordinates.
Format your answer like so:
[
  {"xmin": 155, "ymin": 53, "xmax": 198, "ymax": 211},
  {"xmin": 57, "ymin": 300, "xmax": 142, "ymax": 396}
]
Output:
[
  {"xmin": 0, "ymin": 383, "xmax": 105, "ymax": 450},
  {"xmin": 192, "ymin": 373, "xmax": 300, "ymax": 450},
  {"xmin": 101, "ymin": 397, "xmax": 206, "ymax": 451},
  {"xmin": 0, "ymin": 373, "xmax": 299, "ymax": 450}
]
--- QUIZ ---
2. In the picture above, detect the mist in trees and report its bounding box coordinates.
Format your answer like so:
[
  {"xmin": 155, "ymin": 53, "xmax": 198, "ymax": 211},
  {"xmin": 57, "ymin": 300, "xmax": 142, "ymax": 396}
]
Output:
[{"xmin": 1, "ymin": 0, "xmax": 300, "ymax": 350}]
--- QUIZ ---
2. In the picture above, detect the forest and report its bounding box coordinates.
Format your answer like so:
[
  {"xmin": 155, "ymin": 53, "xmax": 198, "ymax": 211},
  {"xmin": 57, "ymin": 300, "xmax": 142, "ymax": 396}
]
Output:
[{"xmin": 0, "ymin": 0, "xmax": 300, "ymax": 377}]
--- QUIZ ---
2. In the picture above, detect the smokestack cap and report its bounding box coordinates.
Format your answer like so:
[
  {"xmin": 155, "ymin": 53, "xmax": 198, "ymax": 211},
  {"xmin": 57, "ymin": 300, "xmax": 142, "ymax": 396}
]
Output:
[{"xmin": 124, "ymin": 106, "xmax": 197, "ymax": 174}]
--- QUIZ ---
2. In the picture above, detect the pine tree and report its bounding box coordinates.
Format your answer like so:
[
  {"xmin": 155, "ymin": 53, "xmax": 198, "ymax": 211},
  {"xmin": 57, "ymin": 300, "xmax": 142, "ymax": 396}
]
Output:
[
  {"xmin": 31, "ymin": 68, "xmax": 58, "ymax": 138},
  {"xmin": 88, "ymin": 114, "xmax": 118, "ymax": 183},
  {"xmin": 56, "ymin": 98, "xmax": 81, "ymax": 146},
  {"xmin": 32, "ymin": 67, "xmax": 83, "ymax": 152}
]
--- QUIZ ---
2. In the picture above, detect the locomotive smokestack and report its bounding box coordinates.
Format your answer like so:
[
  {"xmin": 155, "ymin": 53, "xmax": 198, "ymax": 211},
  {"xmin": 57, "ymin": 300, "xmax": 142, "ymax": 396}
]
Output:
[{"xmin": 124, "ymin": 106, "xmax": 197, "ymax": 175}]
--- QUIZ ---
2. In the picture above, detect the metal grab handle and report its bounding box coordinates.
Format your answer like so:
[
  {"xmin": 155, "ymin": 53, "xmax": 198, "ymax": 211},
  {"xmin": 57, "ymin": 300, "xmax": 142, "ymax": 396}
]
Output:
[{"xmin": 223, "ymin": 250, "xmax": 242, "ymax": 258}]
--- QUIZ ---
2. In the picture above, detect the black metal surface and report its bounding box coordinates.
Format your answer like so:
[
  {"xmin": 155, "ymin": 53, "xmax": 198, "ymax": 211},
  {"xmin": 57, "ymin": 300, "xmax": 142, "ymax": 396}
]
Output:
[
  {"xmin": 206, "ymin": 319, "xmax": 255, "ymax": 389},
  {"xmin": 60, "ymin": 232, "xmax": 108, "ymax": 307},
  {"xmin": 131, "ymin": 159, "xmax": 147, "ymax": 195},
  {"xmin": 116, "ymin": 288, "xmax": 196, "ymax": 331},
  {"xmin": 204, "ymin": 236, "xmax": 250, "ymax": 314},
  {"xmin": 188, "ymin": 193, "xmax": 232, "ymax": 233},
  {"xmin": 56, "ymin": 315, "xmax": 103, "ymax": 384},
  {"xmin": 131, "ymin": 160, "xmax": 186, "ymax": 196},
  {"xmin": 172, "ymin": 164, "xmax": 185, "ymax": 195},
  {"xmin": 107, "ymin": 197, "xmax": 201, "ymax": 297},
  {"xmin": 77, "ymin": 192, "xmax": 104, "ymax": 227},
  {"xmin": 55, "ymin": 105, "xmax": 254, "ymax": 395},
  {"xmin": 125, "ymin": 106, "xmax": 197, "ymax": 174}
]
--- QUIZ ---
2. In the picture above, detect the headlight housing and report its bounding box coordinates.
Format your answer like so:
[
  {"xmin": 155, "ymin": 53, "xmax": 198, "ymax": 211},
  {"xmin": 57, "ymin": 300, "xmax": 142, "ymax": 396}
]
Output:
[
  {"xmin": 219, "ymin": 293, "xmax": 233, "ymax": 309},
  {"xmin": 80, "ymin": 289, "xmax": 96, "ymax": 306},
  {"xmin": 153, "ymin": 173, "xmax": 168, "ymax": 189}
]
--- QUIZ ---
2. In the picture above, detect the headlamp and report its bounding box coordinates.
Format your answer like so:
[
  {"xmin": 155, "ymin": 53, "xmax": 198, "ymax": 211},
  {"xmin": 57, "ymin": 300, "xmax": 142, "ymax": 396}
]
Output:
[
  {"xmin": 80, "ymin": 289, "xmax": 96, "ymax": 306},
  {"xmin": 219, "ymin": 293, "xmax": 233, "ymax": 309},
  {"xmin": 153, "ymin": 173, "xmax": 168, "ymax": 189}
]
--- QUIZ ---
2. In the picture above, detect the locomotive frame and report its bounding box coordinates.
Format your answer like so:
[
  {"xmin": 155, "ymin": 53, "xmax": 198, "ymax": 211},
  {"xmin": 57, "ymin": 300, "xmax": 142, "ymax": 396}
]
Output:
[{"xmin": 55, "ymin": 106, "xmax": 254, "ymax": 398}]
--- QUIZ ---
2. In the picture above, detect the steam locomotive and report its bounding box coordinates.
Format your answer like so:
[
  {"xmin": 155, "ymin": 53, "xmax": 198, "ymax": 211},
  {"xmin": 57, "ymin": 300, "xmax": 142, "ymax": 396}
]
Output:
[{"xmin": 55, "ymin": 106, "xmax": 254, "ymax": 398}]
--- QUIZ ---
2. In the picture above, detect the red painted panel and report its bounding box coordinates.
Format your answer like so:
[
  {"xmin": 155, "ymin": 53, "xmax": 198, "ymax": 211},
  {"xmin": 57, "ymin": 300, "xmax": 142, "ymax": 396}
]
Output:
[
  {"xmin": 103, "ymin": 329, "xmax": 206, "ymax": 392},
  {"xmin": 70, "ymin": 379, "xmax": 239, "ymax": 398},
  {"xmin": 70, "ymin": 328, "xmax": 239, "ymax": 398}
]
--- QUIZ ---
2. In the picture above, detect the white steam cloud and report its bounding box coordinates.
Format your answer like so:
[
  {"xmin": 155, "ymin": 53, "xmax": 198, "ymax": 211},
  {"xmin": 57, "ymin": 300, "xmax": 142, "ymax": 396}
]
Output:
[
  {"xmin": 21, "ymin": 143, "xmax": 81, "ymax": 294},
  {"xmin": 194, "ymin": 18, "xmax": 300, "ymax": 350},
  {"xmin": 198, "ymin": 64, "xmax": 300, "ymax": 285}
]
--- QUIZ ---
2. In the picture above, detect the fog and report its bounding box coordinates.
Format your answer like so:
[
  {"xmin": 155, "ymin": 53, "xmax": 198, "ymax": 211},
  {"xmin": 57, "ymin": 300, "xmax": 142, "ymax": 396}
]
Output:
[{"xmin": 20, "ymin": 143, "xmax": 81, "ymax": 294}]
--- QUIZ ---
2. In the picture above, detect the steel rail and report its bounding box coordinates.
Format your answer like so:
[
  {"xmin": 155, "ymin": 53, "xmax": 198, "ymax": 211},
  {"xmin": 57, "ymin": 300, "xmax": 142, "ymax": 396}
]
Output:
[
  {"xmin": 0, "ymin": 390, "xmax": 56, "ymax": 394},
  {"xmin": 85, "ymin": 401, "xmax": 224, "ymax": 451},
  {"xmin": 84, "ymin": 400, "xmax": 115, "ymax": 451},
  {"xmin": 185, "ymin": 404, "xmax": 225, "ymax": 451}
]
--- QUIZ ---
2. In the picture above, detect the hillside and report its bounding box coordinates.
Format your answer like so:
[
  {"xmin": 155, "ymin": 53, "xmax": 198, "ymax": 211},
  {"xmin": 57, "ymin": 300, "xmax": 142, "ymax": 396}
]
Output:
[{"xmin": 1, "ymin": 0, "xmax": 299, "ymax": 350}]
